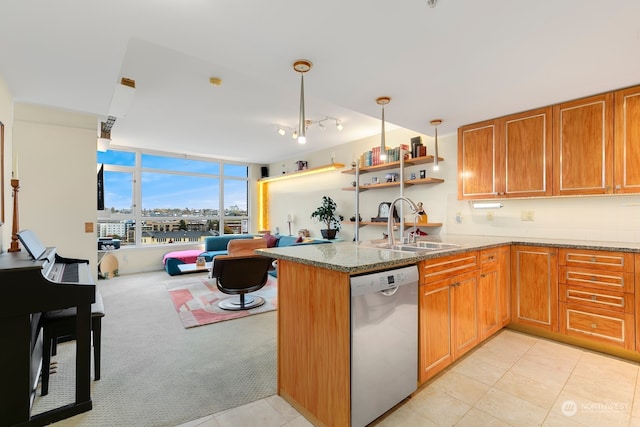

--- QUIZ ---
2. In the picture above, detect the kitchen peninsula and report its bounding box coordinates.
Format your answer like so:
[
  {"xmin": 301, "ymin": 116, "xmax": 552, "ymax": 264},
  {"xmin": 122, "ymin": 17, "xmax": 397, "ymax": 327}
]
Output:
[{"xmin": 258, "ymin": 235, "xmax": 640, "ymax": 427}]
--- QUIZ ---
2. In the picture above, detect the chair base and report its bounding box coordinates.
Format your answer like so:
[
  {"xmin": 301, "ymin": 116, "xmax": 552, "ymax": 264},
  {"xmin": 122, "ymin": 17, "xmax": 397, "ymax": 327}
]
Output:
[{"xmin": 218, "ymin": 295, "xmax": 265, "ymax": 311}]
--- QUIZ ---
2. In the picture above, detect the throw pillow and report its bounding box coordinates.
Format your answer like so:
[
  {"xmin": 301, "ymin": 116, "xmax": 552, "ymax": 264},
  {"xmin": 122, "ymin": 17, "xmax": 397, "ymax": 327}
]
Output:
[{"xmin": 264, "ymin": 233, "xmax": 278, "ymax": 248}]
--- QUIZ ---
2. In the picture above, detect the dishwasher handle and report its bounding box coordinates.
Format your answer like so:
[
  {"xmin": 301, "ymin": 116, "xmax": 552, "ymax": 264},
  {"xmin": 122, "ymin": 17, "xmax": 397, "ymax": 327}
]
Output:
[{"xmin": 380, "ymin": 286, "xmax": 399, "ymax": 297}]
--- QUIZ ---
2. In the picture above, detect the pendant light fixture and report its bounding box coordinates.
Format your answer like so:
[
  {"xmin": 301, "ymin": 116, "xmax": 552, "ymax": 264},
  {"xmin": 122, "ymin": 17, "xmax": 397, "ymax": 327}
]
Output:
[
  {"xmin": 293, "ymin": 59, "xmax": 312, "ymax": 145},
  {"xmin": 430, "ymin": 119, "xmax": 442, "ymax": 171},
  {"xmin": 377, "ymin": 96, "xmax": 391, "ymax": 160}
]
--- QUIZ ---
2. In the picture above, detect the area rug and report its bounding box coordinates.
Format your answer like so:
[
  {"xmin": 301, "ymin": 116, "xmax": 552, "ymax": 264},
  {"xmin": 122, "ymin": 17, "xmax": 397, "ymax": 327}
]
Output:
[{"xmin": 165, "ymin": 275, "xmax": 277, "ymax": 328}]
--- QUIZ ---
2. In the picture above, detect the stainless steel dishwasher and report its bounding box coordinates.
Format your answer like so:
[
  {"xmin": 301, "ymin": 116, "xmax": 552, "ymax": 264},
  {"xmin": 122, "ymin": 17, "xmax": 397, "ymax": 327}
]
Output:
[{"xmin": 350, "ymin": 264, "xmax": 419, "ymax": 427}]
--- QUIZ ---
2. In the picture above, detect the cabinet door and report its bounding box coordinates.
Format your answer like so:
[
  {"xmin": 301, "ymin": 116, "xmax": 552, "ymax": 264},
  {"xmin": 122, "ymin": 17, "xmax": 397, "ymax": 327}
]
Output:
[
  {"xmin": 499, "ymin": 107, "xmax": 553, "ymax": 197},
  {"xmin": 451, "ymin": 270, "xmax": 479, "ymax": 359},
  {"xmin": 511, "ymin": 245, "xmax": 558, "ymax": 332},
  {"xmin": 478, "ymin": 246, "xmax": 510, "ymax": 340},
  {"xmin": 553, "ymin": 92, "xmax": 614, "ymax": 195},
  {"xmin": 458, "ymin": 120, "xmax": 499, "ymax": 199},
  {"xmin": 614, "ymin": 85, "xmax": 640, "ymax": 194},
  {"xmin": 419, "ymin": 280, "xmax": 452, "ymax": 383},
  {"xmin": 478, "ymin": 268, "xmax": 499, "ymax": 341}
]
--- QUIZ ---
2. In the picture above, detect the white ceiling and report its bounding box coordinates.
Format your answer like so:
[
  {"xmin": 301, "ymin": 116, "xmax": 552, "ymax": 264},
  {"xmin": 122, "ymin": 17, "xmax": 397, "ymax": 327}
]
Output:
[{"xmin": 1, "ymin": 0, "xmax": 639, "ymax": 164}]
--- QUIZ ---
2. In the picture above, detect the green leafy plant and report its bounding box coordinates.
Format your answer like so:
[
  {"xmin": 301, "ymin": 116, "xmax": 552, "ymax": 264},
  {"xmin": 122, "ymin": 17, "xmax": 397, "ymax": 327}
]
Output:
[{"xmin": 310, "ymin": 196, "xmax": 344, "ymax": 231}]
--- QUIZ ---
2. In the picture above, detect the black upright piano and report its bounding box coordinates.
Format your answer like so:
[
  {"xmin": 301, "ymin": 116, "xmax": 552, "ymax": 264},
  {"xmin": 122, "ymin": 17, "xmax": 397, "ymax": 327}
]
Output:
[{"xmin": 0, "ymin": 230, "xmax": 95, "ymax": 427}]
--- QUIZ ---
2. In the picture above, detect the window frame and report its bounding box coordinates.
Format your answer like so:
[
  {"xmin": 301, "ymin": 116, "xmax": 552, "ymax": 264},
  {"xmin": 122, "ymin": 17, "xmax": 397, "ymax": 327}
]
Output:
[{"xmin": 97, "ymin": 146, "xmax": 251, "ymax": 246}]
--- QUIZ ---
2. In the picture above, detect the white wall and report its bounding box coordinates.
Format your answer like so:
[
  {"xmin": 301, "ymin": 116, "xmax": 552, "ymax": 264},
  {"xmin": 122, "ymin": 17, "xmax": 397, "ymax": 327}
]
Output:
[
  {"xmin": 0, "ymin": 76, "xmax": 13, "ymax": 252},
  {"xmin": 13, "ymin": 104, "xmax": 99, "ymax": 276},
  {"xmin": 268, "ymin": 129, "xmax": 640, "ymax": 244}
]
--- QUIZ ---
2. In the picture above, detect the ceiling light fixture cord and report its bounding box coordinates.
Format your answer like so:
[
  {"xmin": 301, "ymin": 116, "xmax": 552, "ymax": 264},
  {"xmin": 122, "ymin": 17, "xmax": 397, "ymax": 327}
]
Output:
[{"xmin": 298, "ymin": 72, "xmax": 306, "ymax": 144}]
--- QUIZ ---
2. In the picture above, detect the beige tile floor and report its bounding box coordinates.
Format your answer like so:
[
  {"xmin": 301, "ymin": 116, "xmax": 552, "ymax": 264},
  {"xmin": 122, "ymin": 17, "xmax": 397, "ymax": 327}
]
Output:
[{"xmin": 177, "ymin": 329, "xmax": 640, "ymax": 427}]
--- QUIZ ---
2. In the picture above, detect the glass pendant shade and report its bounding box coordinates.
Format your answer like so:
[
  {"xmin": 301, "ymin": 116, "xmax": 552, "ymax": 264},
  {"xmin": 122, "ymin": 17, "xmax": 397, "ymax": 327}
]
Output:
[
  {"xmin": 430, "ymin": 119, "xmax": 442, "ymax": 171},
  {"xmin": 377, "ymin": 97, "xmax": 391, "ymax": 160},
  {"xmin": 293, "ymin": 60, "xmax": 312, "ymax": 145}
]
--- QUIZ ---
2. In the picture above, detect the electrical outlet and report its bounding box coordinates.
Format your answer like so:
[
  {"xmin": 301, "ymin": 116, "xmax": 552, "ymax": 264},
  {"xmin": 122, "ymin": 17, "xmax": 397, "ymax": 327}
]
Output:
[
  {"xmin": 486, "ymin": 211, "xmax": 494, "ymax": 221},
  {"xmin": 455, "ymin": 212, "xmax": 463, "ymax": 223},
  {"xmin": 521, "ymin": 210, "xmax": 534, "ymax": 221}
]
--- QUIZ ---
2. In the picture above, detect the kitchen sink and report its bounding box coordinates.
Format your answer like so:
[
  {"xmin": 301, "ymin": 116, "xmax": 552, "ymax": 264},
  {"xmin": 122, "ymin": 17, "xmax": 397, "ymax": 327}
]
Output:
[
  {"xmin": 415, "ymin": 242, "xmax": 462, "ymax": 250},
  {"xmin": 366, "ymin": 241, "xmax": 462, "ymax": 253}
]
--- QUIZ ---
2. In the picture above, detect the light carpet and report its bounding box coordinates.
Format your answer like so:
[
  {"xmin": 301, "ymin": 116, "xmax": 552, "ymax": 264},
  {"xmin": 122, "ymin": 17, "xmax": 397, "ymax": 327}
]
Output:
[
  {"xmin": 165, "ymin": 274, "xmax": 277, "ymax": 328},
  {"xmin": 30, "ymin": 270, "xmax": 277, "ymax": 427}
]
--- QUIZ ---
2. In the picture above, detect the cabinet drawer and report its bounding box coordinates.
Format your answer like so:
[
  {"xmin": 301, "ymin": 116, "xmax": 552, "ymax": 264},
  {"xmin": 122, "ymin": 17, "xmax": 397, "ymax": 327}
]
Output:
[
  {"xmin": 421, "ymin": 251, "xmax": 479, "ymax": 284},
  {"xmin": 559, "ymin": 266, "xmax": 634, "ymax": 293},
  {"xmin": 559, "ymin": 248, "xmax": 633, "ymax": 272},
  {"xmin": 560, "ymin": 302, "xmax": 634, "ymax": 350},
  {"xmin": 480, "ymin": 248, "xmax": 499, "ymax": 269},
  {"xmin": 559, "ymin": 284, "xmax": 632, "ymax": 314}
]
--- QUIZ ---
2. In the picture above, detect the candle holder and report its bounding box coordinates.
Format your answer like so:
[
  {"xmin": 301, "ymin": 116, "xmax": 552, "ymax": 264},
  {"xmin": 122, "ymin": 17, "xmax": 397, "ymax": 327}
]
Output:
[{"xmin": 9, "ymin": 179, "xmax": 21, "ymax": 252}]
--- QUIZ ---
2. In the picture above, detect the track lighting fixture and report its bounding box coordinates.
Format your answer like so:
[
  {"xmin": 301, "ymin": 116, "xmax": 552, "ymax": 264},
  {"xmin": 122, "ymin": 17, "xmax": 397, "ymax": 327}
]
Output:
[{"xmin": 274, "ymin": 116, "xmax": 343, "ymax": 140}]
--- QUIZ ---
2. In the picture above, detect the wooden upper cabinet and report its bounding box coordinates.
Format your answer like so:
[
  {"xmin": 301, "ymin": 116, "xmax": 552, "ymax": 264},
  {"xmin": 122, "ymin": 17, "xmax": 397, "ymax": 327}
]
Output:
[
  {"xmin": 553, "ymin": 92, "xmax": 614, "ymax": 195},
  {"xmin": 614, "ymin": 85, "xmax": 640, "ymax": 194},
  {"xmin": 458, "ymin": 120, "xmax": 498, "ymax": 199},
  {"xmin": 500, "ymin": 107, "xmax": 553, "ymax": 197},
  {"xmin": 458, "ymin": 108, "xmax": 553, "ymax": 200}
]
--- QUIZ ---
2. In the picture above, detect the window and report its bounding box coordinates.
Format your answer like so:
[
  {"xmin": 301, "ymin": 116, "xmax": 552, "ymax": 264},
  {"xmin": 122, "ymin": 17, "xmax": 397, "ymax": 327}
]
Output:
[{"xmin": 97, "ymin": 149, "xmax": 250, "ymax": 246}]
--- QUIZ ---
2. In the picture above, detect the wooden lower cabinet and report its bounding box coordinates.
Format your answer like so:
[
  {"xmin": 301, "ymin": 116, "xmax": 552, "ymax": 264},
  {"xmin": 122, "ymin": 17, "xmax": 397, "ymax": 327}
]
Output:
[
  {"xmin": 558, "ymin": 248, "xmax": 635, "ymax": 351},
  {"xmin": 277, "ymin": 260, "xmax": 351, "ymax": 427},
  {"xmin": 478, "ymin": 246, "xmax": 510, "ymax": 340},
  {"xmin": 419, "ymin": 248, "xmax": 513, "ymax": 383},
  {"xmin": 419, "ymin": 270, "xmax": 478, "ymax": 383},
  {"xmin": 511, "ymin": 245, "xmax": 558, "ymax": 332},
  {"xmin": 419, "ymin": 279, "xmax": 452, "ymax": 383},
  {"xmin": 451, "ymin": 270, "xmax": 480, "ymax": 359},
  {"xmin": 419, "ymin": 252, "xmax": 485, "ymax": 383}
]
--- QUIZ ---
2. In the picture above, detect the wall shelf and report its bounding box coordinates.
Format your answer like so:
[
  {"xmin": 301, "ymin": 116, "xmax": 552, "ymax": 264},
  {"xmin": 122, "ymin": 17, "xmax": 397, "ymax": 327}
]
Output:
[
  {"xmin": 341, "ymin": 156, "xmax": 443, "ymax": 175},
  {"xmin": 341, "ymin": 177, "xmax": 444, "ymax": 191},
  {"xmin": 260, "ymin": 163, "xmax": 345, "ymax": 183},
  {"xmin": 344, "ymin": 221, "xmax": 443, "ymax": 227}
]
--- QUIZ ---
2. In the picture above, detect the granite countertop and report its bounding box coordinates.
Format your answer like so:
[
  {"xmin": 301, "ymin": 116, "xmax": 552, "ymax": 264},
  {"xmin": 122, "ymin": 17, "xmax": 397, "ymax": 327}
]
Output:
[{"xmin": 255, "ymin": 235, "xmax": 640, "ymax": 275}]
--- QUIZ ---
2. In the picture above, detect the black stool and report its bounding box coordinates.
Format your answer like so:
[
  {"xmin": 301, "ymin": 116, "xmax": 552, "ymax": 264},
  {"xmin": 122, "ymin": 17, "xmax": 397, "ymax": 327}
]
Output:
[{"xmin": 40, "ymin": 290, "xmax": 105, "ymax": 396}]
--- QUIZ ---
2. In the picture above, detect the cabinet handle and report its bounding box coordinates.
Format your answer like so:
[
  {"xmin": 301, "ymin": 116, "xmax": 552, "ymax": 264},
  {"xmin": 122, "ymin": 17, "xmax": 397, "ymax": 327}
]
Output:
[
  {"xmin": 591, "ymin": 295, "xmax": 597, "ymax": 301},
  {"xmin": 591, "ymin": 257, "xmax": 597, "ymax": 262},
  {"xmin": 591, "ymin": 323, "xmax": 597, "ymax": 329},
  {"xmin": 591, "ymin": 276, "xmax": 597, "ymax": 282}
]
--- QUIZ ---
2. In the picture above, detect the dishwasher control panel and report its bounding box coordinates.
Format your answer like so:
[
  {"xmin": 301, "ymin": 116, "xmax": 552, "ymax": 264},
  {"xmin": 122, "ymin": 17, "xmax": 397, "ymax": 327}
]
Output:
[{"xmin": 350, "ymin": 265, "xmax": 419, "ymax": 296}]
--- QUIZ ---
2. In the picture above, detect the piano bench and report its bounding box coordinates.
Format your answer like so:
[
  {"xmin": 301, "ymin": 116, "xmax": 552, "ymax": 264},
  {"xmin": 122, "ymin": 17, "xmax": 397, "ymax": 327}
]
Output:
[{"xmin": 40, "ymin": 290, "xmax": 105, "ymax": 396}]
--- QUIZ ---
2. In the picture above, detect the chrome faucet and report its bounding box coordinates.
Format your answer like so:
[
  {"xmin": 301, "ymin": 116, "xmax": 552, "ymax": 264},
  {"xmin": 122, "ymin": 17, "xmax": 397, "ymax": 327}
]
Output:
[{"xmin": 387, "ymin": 196, "xmax": 420, "ymax": 247}]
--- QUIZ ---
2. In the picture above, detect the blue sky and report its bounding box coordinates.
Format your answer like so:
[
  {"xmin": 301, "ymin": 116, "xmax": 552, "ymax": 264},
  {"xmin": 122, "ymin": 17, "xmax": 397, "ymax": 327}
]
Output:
[{"xmin": 98, "ymin": 151, "xmax": 248, "ymax": 212}]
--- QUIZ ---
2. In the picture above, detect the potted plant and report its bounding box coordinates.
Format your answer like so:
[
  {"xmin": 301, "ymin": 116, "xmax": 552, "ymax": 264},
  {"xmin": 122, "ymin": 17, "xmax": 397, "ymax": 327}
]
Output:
[{"xmin": 310, "ymin": 196, "xmax": 344, "ymax": 239}]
